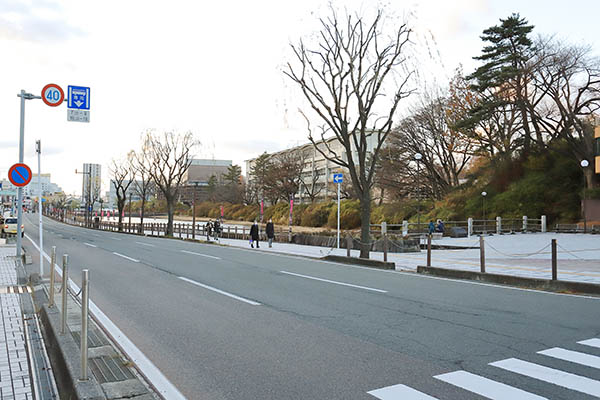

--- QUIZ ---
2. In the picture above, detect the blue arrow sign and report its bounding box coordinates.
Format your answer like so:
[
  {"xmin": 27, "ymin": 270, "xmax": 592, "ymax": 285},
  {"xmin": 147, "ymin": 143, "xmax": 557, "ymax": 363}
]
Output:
[
  {"xmin": 68, "ymin": 85, "xmax": 90, "ymax": 110},
  {"xmin": 333, "ymin": 173, "xmax": 343, "ymax": 183}
]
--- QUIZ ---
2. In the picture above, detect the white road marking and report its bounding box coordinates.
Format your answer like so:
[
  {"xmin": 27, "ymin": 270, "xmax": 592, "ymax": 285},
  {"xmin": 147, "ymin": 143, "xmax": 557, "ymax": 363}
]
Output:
[
  {"xmin": 178, "ymin": 277, "xmax": 261, "ymax": 305},
  {"xmin": 24, "ymin": 234, "xmax": 187, "ymax": 399},
  {"xmin": 434, "ymin": 370, "xmax": 547, "ymax": 399},
  {"xmin": 280, "ymin": 271, "xmax": 387, "ymax": 293},
  {"xmin": 112, "ymin": 252, "xmax": 140, "ymax": 263},
  {"xmin": 180, "ymin": 250, "xmax": 221, "ymax": 260},
  {"xmin": 368, "ymin": 383, "xmax": 437, "ymax": 399},
  {"xmin": 490, "ymin": 358, "xmax": 600, "ymax": 397},
  {"xmin": 92, "ymin": 233, "xmax": 102, "ymax": 237},
  {"xmin": 538, "ymin": 347, "xmax": 600, "ymax": 369},
  {"xmin": 84, "ymin": 243, "xmax": 97, "ymax": 248},
  {"xmin": 136, "ymin": 242, "xmax": 155, "ymax": 247},
  {"xmin": 578, "ymin": 338, "xmax": 600, "ymax": 349}
]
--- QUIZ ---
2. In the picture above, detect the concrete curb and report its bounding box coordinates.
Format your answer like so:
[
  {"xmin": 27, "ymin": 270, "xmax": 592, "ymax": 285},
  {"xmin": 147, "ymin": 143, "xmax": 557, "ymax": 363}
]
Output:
[
  {"xmin": 38, "ymin": 303, "xmax": 105, "ymax": 399},
  {"xmin": 323, "ymin": 255, "xmax": 396, "ymax": 270},
  {"xmin": 416, "ymin": 265, "xmax": 600, "ymax": 295}
]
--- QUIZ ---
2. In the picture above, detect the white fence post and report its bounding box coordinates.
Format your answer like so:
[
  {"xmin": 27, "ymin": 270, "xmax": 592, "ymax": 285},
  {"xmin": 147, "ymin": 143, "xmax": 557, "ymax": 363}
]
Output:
[
  {"xmin": 467, "ymin": 217, "xmax": 473, "ymax": 237},
  {"xmin": 541, "ymin": 215, "xmax": 547, "ymax": 233},
  {"xmin": 496, "ymin": 216, "xmax": 502, "ymax": 235},
  {"xmin": 522, "ymin": 215, "xmax": 528, "ymax": 232},
  {"xmin": 402, "ymin": 220, "xmax": 408, "ymax": 236}
]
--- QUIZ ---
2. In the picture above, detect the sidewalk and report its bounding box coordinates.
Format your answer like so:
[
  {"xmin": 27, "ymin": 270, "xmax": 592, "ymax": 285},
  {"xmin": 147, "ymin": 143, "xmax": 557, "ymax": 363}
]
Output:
[
  {"xmin": 0, "ymin": 246, "xmax": 34, "ymax": 400},
  {"xmin": 205, "ymin": 232, "xmax": 600, "ymax": 285}
]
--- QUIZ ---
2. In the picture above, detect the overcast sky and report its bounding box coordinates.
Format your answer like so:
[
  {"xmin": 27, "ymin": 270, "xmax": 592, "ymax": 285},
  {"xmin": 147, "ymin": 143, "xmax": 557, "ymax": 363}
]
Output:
[{"xmin": 1, "ymin": 0, "xmax": 598, "ymax": 195}]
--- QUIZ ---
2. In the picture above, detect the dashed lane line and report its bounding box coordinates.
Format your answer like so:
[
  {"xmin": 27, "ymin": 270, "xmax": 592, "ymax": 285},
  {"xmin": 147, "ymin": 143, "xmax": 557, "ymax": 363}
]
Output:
[
  {"xmin": 84, "ymin": 243, "xmax": 97, "ymax": 248},
  {"xmin": 112, "ymin": 252, "xmax": 139, "ymax": 263},
  {"xmin": 280, "ymin": 271, "xmax": 387, "ymax": 293},
  {"xmin": 136, "ymin": 242, "xmax": 155, "ymax": 247},
  {"xmin": 180, "ymin": 250, "xmax": 221, "ymax": 260},
  {"xmin": 178, "ymin": 277, "xmax": 261, "ymax": 305}
]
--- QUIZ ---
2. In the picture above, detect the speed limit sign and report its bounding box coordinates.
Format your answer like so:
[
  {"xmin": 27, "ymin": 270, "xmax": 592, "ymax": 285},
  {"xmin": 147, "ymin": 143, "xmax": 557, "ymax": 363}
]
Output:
[{"xmin": 41, "ymin": 83, "xmax": 64, "ymax": 107}]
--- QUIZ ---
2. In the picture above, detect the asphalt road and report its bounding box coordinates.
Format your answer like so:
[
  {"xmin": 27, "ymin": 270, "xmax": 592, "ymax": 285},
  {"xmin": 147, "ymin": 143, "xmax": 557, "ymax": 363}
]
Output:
[{"xmin": 23, "ymin": 214, "xmax": 600, "ymax": 399}]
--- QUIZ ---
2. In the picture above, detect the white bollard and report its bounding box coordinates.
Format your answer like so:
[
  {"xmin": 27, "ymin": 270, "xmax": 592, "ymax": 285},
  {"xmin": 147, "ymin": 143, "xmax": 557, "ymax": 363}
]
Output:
[
  {"xmin": 522, "ymin": 215, "xmax": 528, "ymax": 232},
  {"xmin": 402, "ymin": 220, "xmax": 408, "ymax": 236},
  {"xmin": 496, "ymin": 216, "xmax": 502, "ymax": 235},
  {"xmin": 468, "ymin": 217, "xmax": 473, "ymax": 237},
  {"xmin": 541, "ymin": 215, "xmax": 547, "ymax": 233}
]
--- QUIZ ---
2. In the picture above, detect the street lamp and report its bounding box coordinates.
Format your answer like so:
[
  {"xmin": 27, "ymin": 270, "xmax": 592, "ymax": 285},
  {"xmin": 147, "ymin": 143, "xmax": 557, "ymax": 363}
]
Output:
[
  {"xmin": 414, "ymin": 153, "xmax": 423, "ymax": 232},
  {"xmin": 481, "ymin": 191, "xmax": 487, "ymax": 234},
  {"xmin": 581, "ymin": 159, "xmax": 589, "ymax": 233}
]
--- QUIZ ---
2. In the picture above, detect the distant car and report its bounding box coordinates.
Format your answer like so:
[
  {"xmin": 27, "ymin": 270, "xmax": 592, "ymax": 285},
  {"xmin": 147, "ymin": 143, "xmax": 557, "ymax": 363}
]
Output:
[{"xmin": 1, "ymin": 218, "xmax": 24, "ymax": 238}]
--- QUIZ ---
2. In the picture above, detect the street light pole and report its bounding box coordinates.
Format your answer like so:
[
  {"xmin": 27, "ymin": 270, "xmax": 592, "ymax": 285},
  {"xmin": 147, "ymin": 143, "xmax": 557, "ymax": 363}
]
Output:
[
  {"xmin": 192, "ymin": 182, "xmax": 198, "ymax": 239},
  {"xmin": 481, "ymin": 191, "xmax": 487, "ymax": 234},
  {"xmin": 581, "ymin": 160, "xmax": 589, "ymax": 233},
  {"xmin": 414, "ymin": 153, "xmax": 423, "ymax": 233}
]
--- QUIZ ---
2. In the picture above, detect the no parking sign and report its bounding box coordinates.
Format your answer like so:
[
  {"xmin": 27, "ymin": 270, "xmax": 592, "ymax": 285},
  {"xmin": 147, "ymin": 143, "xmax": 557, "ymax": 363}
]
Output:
[{"xmin": 8, "ymin": 163, "xmax": 32, "ymax": 187}]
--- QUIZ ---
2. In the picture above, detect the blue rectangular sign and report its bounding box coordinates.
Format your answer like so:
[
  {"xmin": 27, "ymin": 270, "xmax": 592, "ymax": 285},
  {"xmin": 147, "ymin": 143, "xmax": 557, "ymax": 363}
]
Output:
[
  {"xmin": 333, "ymin": 173, "xmax": 343, "ymax": 183},
  {"xmin": 68, "ymin": 85, "xmax": 90, "ymax": 110}
]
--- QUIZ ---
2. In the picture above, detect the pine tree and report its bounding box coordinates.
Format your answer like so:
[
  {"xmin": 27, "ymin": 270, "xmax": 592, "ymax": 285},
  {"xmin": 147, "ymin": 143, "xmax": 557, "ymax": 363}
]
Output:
[{"xmin": 467, "ymin": 14, "xmax": 536, "ymax": 155}]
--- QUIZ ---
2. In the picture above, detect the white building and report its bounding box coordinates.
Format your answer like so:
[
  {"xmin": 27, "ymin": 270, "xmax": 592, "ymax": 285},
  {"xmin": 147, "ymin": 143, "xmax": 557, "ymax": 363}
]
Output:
[
  {"xmin": 81, "ymin": 163, "xmax": 101, "ymax": 203},
  {"xmin": 23, "ymin": 174, "xmax": 63, "ymax": 197},
  {"xmin": 245, "ymin": 134, "xmax": 379, "ymax": 202}
]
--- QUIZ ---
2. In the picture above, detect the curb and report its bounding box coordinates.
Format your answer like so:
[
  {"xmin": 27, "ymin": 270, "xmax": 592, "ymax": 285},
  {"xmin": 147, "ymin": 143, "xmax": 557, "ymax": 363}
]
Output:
[
  {"xmin": 323, "ymin": 255, "xmax": 396, "ymax": 270},
  {"xmin": 416, "ymin": 265, "xmax": 600, "ymax": 296}
]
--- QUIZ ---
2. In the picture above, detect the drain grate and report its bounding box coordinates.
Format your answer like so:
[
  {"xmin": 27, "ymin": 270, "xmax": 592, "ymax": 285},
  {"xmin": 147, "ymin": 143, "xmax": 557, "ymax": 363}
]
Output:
[
  {"xmin": 72, "ymin": 328, "xmax": 110, "ymax": 348},
  {"xmin": 89, "ymin": 355, "xmax": 135, "ymax": 384}
]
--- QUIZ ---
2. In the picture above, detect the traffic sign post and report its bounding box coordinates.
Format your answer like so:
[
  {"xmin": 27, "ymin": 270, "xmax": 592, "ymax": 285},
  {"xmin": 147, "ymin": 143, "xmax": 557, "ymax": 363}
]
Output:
[
  {"xmin": 8, "ymin": 163, "xmax": 33, "ymax": 187},
  {"xmin": 333, "ymin": 173, "xmax": 343, "ymax": 248},
  {"xmin": 36, "ymin": 140, "xmax": 43, "ymax": 277},
  {"xmin": 67, "ymin": 85, "xmax": 90, "ymax": 123},
  {"xmin": 41, "ymin": 84, "xmax": 64, "ymax": 107}
]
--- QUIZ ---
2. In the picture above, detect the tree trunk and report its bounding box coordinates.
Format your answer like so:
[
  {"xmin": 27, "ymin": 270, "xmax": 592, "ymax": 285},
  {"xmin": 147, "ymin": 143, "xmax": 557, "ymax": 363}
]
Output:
[
  {"xmin": 139, "ymin": 199, "xmax": 145, "ymax": 233},
  {"xmin": 166, "ymin": 197, "xmax": 175, "ymax": 236},
  {"xmin": 117, "ymin": 203, "xmax": 123, "ymax": 232},
  {"xmin": 359, "ymin": 193, "xmax": 371, "ymax": 259},
  {"xmin": 584, "ymin": 167, "xmax": 598, "ymax": 190}
]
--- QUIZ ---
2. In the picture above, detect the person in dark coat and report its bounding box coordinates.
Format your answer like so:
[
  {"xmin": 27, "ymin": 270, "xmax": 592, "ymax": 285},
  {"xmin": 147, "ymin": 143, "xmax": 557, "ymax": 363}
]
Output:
[
  {"xmin": 428, "ymin": 221, "xmax": 435, "ymax": 234},
  {"xmin": 249, "ymin": 220, "xmax": 260, "ymax": 248},
  {"xmin": 205, "ymin": 220, "xmax": 213, "ymax": 241},
  {"xmin": 266, "ymin": 218, "xmax": 275, "ymax": 248}
]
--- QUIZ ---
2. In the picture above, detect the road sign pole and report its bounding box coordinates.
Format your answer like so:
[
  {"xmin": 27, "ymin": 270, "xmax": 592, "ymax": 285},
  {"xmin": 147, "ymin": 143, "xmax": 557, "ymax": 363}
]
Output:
[
  {"xmin": 16, "ymin": 90, "xmax": 26, "ymax": 258},
  {"xmin": 37, "ymin": 140, "xmax": 43, "ymax": 277},
  {"xmin": 337, "ymin": 181, "xmax": 340, "ymax": 249}
]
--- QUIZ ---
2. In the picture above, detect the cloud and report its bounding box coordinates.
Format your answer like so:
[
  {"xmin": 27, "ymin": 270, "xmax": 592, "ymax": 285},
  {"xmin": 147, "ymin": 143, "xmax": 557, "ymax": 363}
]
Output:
[{"xmin": 0, "ymin": 0, "xmax": 85, "ymax": 43}]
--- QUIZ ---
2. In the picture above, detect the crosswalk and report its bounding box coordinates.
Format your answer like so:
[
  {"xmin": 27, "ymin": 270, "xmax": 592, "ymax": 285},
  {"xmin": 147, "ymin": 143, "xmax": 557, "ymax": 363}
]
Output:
[{"xmin": 368, "ymin": 338, "xmax": 600, "ymax": 399}]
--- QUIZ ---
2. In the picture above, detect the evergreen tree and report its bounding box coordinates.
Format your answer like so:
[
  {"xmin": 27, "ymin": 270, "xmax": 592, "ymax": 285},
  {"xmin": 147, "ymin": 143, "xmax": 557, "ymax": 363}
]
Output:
[
  {"xmin": 467, "ymin": 14, "xmax": 537, "ymax": 154},
  {"xmin": 223, "ymin": 165, "xmax": 242, "ymax": 185}
]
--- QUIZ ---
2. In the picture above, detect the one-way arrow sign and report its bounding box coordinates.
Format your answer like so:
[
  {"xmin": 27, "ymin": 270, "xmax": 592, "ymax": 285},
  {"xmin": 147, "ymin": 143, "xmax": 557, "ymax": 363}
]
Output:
[{"xmin": 67, "ymin": 85, "xmax": 90, "ymax": 110}]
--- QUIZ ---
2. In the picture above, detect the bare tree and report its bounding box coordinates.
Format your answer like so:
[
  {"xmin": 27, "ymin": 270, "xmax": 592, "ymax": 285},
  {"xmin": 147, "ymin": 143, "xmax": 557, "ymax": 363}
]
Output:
[
  {"xmin": 129, "ymin": 149, "xmax": 154, "ymax": 231},
  {"xmin": 143, "ymin": 130, "xmax": 198, "ymax": 236},
  {"xmin": 266, "ymin": 151, "xmax": 305, "ymax": 202},
  {"xmin": 531, "ymin": 39, "xmax": 600, "ymax": 188},
  {"xmin": 285, "ymin": 8, "xmax": 414, "ymax": 258},
  {"xmin": 110, "ymin": 158, "xmax": 134, "ymax": 232}
]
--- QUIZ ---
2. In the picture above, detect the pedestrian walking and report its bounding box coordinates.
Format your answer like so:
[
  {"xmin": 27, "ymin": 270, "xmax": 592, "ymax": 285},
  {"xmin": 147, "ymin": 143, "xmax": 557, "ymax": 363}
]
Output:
[
  {"xmin": 428, "ymin": 221, "xmax": 435, "ymax": 234},
  {"xmin": 249, "ymin": 220, "xmax": 260, "ymax": 248},
  {"xmin": 213, "ymin": 219, "xmax": 220, "ymax": 241},
  {"xmin": 266, "ymin": 218, "xmax": 275, "ymax": 248},
  {"xmin": 205, "ymin": 220, "xmax": 213, "ymax": 241}
]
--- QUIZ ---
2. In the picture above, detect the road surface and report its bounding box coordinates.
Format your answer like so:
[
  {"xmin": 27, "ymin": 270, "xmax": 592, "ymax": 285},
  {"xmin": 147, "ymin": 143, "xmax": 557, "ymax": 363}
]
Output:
[{"xmin": 23, "ymin": 214, "xmax": 600, "ymax": 399}]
